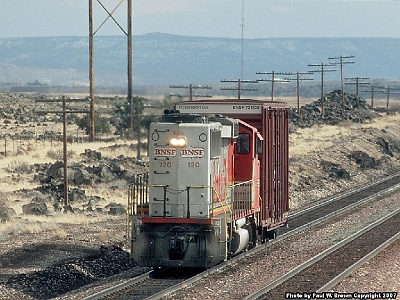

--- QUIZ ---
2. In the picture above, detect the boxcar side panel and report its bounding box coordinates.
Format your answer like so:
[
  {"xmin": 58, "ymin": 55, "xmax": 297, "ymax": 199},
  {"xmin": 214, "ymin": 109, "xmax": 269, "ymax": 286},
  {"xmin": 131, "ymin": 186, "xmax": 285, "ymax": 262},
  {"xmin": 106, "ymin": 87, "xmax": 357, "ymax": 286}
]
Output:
[{"xmin": 261, "ymin": 106, "xmax": 289, "ymax": 229}]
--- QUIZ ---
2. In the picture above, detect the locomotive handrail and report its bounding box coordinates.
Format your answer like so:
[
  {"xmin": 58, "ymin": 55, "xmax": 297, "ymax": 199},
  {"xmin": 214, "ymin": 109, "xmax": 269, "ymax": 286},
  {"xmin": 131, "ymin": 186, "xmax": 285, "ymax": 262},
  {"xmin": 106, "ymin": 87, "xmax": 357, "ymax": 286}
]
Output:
[{"xmin": 226, "ymin": 180, "xmax": 254, "ymax": 219}]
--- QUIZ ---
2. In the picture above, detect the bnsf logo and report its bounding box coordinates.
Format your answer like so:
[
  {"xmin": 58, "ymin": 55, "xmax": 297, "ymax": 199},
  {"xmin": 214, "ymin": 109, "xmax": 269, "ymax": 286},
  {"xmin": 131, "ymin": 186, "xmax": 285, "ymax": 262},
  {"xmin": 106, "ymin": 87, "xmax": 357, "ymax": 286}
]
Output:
[
  {"xmin": 154, "ymin": 148, "xmax": 177, "ymax": 156},
  {"xmin": 181, "ymin": 148, "xmax": 205, "ymax": 158}
]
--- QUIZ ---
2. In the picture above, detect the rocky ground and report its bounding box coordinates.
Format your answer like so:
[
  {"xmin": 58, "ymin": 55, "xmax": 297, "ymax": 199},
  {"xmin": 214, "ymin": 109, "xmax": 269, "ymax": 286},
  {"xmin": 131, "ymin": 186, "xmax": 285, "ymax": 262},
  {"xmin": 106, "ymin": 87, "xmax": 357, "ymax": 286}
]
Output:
[{"xmin": 1, "ymin": 91, "xmax": 400, "ymax": 299}]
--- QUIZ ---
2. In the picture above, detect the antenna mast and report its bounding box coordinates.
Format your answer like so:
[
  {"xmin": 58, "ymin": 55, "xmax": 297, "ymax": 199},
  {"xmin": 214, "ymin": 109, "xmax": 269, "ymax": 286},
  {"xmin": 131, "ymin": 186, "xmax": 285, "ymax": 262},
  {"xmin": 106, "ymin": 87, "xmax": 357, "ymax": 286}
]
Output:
[{"xmin": 241, "ymin": 0, "xmax": 244, "ymax": 80}]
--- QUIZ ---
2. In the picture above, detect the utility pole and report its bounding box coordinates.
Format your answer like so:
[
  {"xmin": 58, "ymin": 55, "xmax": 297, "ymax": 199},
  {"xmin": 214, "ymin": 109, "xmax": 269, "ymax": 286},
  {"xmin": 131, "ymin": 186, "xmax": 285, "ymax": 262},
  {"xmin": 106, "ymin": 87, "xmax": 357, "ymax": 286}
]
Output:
[
  {"xmin": 345, "ymin": 77, "xmax": 369, "ymax": 96},
  {"xmin": 89, "ymin": 0, "xmax": 95, "ymax": 142},
  {"xmin": 375, "ymin": 86, "xmax": 400, "ymax": 109},
  {"xmin": 308, "ymin": 63, "xmax": 336, "ymax": 117},
  {"xmin": 328, "ymin": 55, "xmax": 355, "ymax": 111},
  {"xmin": 169, "ymin": 84, "xmax": 212, "ymax": 101},
  {"xmin": 88, "ymin": 0, "xmax": 133, "ymax": 142},
  {"xmin": 285, "ymin": 71, "xmax": 314, "ymax": 113},
  {"xmin": 220, "ymin": 79, "xmax": 258, "ymax": 100},
  {"xmin": 35, "ymin": 97, "xmax": 90, "ymax": 210},
  {"xmin": 361, "ymin": 85, "xmax": 375, "ymax": 108},
  {"xmin": 361, "ymin": 85, "xmax": 385, "ymax": 108},
  {"xmin": 240, "ymin": 0, "xmax": 245, "ymax": 80},
  {"xmin": 256, "ymin": 71, "xmax": 291, "ymax": 101}
]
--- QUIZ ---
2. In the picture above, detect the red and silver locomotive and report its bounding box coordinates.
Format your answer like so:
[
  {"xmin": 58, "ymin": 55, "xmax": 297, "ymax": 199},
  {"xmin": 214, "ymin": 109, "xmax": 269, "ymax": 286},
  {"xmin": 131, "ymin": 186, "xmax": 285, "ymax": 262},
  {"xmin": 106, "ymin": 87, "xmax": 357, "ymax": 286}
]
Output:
[{"xmin": 129, "ymin": 99, "xmax": 289, "ymax": 268}]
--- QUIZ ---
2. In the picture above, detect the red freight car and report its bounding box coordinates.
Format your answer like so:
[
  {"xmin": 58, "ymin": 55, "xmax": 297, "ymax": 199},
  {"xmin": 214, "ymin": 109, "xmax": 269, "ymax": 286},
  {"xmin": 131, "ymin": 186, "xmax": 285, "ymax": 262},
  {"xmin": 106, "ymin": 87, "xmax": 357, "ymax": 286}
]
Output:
[{"xmin": 129, "ymin": 99, "xmax": 289, "ymax": 268}]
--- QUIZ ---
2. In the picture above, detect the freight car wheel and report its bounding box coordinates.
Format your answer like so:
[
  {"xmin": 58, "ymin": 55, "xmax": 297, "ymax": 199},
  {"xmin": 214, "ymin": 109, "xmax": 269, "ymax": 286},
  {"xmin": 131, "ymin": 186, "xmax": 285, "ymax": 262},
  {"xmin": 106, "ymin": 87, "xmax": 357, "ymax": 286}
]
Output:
[{"xmin": 266, "ymin": 229, "xmax": 277, "ymax": 240}]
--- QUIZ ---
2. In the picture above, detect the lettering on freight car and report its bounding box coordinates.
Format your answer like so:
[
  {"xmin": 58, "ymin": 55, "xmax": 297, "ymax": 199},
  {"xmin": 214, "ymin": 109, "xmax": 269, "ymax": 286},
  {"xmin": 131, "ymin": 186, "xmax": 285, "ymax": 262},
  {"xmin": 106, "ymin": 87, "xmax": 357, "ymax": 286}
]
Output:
[
  {"xmin": 176, "ymin": 105, "xmax": 209, "ymax": 110},
  {"xmin": 181, "ymin": 148, "xmax": 205, "ymax": 158},
  {"xmin": 154, "ymin": 148, "xmax": 177, "ymax": 156},
  {"xmin": 232, "ymin": 105, "xmax": 260, "ymax": 110}
]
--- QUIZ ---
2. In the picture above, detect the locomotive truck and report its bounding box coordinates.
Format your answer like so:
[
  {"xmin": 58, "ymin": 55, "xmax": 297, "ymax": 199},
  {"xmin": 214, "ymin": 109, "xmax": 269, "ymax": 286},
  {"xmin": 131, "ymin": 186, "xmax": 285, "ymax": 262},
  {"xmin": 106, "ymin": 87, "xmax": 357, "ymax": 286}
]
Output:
[{"xmin": 129, "ymin": 99, "xmax": 289, "ymax": 268}]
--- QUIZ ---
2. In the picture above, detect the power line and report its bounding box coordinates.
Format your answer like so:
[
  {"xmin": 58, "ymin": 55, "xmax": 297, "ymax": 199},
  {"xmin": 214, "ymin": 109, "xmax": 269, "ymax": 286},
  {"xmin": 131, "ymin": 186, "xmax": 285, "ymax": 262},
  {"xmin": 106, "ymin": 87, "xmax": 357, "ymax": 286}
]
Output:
[
  {"xmin": 220, "ymin": 79, "xmax": 258, "ymax": 100},
  {"xmin": 34, "ymin": 96, "xmax": 90, "ymax": 210},
  {"xmin": 375, "ymin": 86, "xmax": 400, "ymax": 109},
  {"xmin": 169, "ymin": 84, "xmax": 212, "ymax": 101},
  {"xmin": 345, "ymin": 76, "xmax": 369, "ymax": 96},
  {"xmin": 308, "ymin": 63, "xmax": 337, "ymax": 117},
  {"xmin": 328, "ymin": 55, "xmax": 355, "ymax": 110},
  {"xmin": 256, "ymin": 71, "xmax": 291, "ymax": 101},
  {"xmin": 284, "ymin": 71, "xmax": 314, "ymax": 113},
  {"xmin": 361, "ymin": 85, "xmax": 385, "ymax": 108}
]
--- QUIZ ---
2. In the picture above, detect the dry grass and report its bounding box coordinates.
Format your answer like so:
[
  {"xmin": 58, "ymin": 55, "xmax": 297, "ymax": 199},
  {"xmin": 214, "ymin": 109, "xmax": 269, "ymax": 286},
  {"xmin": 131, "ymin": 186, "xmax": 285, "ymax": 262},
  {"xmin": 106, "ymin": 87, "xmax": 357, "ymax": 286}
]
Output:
[
  {"xmin": 0, "ymin": 135, "xmax": 135, "ymax": 240},
  {"xmin": 290, "ymin": 124, "xmax": 350, "ymax": 156},
  {"xmin": 0, "ymin": 209, "xmax": 122, "ymax": 238},
  {"xmin": 290, "ymin": 114, "xmax": 400, "ymax": 157}
]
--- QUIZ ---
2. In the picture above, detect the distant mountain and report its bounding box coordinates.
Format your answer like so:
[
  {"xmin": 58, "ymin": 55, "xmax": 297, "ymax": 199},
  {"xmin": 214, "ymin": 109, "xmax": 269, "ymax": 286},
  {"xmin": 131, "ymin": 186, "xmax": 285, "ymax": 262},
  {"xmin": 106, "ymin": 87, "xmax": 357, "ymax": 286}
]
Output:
[{"xmin": 0, "ymin": 34, "xmax": 399, "ymax": 88}]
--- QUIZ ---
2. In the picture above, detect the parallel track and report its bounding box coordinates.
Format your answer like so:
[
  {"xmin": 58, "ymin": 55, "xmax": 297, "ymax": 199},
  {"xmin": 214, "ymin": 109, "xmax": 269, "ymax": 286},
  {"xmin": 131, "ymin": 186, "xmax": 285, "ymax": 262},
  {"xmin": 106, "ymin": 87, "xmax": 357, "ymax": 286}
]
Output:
[
  {"xmin": 279, "ymin": 172, "xmax": 400, "ymax": 235},
  {"xmin": 245, "ymin": 208, "xmax": 400, "ymax": 299},
  {"xmin": 83, "ymin": 173, "xmax": 400, "ymax": 300}
]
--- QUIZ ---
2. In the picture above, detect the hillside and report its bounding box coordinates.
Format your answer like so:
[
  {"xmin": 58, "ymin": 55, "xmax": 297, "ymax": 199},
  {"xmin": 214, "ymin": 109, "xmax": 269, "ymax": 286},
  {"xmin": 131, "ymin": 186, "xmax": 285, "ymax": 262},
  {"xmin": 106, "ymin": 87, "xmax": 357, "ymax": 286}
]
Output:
[{"xmin": 0, "ymin": 34, "xmax": 399, "ymax": 89}]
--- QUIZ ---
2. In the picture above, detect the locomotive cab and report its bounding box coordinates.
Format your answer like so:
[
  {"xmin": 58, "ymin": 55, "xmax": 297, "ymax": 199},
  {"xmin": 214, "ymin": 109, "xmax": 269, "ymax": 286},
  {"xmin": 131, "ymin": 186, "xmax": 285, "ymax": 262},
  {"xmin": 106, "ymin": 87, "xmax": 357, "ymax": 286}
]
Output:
[{"xmin": 130, "ymin": 111, "xmax": 242, "ymax": 268}]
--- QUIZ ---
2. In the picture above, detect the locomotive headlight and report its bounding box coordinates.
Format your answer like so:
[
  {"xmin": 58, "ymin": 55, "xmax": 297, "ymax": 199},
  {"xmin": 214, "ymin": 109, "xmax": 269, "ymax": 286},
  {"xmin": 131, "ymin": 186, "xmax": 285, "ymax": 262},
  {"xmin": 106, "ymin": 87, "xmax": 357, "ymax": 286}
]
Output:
[{"xmin": 169, "ymin": 136, "xmax": 187, "ymax": 148}]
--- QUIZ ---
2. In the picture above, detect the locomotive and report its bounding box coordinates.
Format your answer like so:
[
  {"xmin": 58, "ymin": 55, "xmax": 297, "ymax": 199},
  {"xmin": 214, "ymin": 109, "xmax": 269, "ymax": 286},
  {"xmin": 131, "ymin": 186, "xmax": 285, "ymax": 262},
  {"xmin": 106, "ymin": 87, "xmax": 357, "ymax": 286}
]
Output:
[{"xmin": 129, "ymin": 99, "xmax": 289, "ymax": 268}]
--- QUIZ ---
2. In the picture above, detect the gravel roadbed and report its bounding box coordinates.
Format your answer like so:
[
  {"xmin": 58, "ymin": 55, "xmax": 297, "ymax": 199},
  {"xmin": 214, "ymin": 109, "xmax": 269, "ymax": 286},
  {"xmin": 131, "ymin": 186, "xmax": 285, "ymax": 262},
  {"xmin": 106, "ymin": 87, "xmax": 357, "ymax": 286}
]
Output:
[
  {"xmin": 333, "ymin": 238, "xmax": 400, "ymax": 293},
  {"xmin": 163, "ymin": 194, "xmax": 400, "ymax": 300}
]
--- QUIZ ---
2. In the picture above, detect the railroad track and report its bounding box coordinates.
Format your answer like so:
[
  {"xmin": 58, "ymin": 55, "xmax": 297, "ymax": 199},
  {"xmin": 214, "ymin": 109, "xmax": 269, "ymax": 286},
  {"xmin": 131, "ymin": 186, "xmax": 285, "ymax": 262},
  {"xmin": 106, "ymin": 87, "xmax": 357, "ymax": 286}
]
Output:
[
  {"xmin": 82, "ymin": 267, "xmax": 203, "ymax": 300},
  {"xmin": 244, "ymin": 208, "xmax": 400, "ymax": 299},
  {"xmin": 279, "ymin": 172, "xmax": 400, "ymax": 235},
  {"xmin": 83, "ymin": 173, "xmax": 400, "ymax": 300}
]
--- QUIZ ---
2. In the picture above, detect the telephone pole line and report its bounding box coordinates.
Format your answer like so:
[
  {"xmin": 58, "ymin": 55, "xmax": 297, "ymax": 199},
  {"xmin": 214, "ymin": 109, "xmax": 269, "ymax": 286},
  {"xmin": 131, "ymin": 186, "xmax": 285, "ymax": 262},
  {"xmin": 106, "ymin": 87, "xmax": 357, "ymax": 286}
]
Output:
[
  {"xmin": 285, "ymin": 71, "xmax": 314, "ymax": 113},
  {"xmin": 35, "ymin": 96, "xmax": 90, "ymax": 210},
  {"xmin": 169, "ymin": 84, "xmax": 212, "ymax": 101},
  {"xmin": 328, "ymin": 55, "xmax": 355, "ymax": 110},
  {"xmin": 308, "ymin": 63, "xmax": 336, "ymax": 117},
  {"xmin": 220, "ymin": 79, "xmax": 258, "ymax": 100},
  {"xmin": 345, "ymin": 76, "xmax": 369, "ymax": 96},
  {"xmin": 375, "ymin": 86, "xmax": 400, "ymax": 109},
  {"xmin": 256, "ymin": 71, "xmax": 291, "ymax": 101},
  {"xmin": 361, "ymin": 85, "xmax": 385, "ymax": 108}
]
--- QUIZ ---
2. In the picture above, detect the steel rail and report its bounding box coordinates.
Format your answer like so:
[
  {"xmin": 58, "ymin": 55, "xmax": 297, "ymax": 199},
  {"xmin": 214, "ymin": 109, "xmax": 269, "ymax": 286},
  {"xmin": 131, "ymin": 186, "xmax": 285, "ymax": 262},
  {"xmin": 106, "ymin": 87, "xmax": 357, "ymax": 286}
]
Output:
[
  {"xmin": 243, "ymin": 207, "xmax": 400, "ymax": 300},
  {"xmin": 81, "ymin": 271, "xmax": 151, "ymax": 300},
  {"xmin": 83, "ymin": 175, "xmax": 400, "ymax": 300},
  {"xmin": 288, "ymin": 172, "xmax": 400, "ymax": 219},
  {"xmin": 146, "ymin": 180, "xmax": 400, "ymax": 300},
  {"xmin": 317, "ymin": 230, "xmax": 400, "ymax": 292}
]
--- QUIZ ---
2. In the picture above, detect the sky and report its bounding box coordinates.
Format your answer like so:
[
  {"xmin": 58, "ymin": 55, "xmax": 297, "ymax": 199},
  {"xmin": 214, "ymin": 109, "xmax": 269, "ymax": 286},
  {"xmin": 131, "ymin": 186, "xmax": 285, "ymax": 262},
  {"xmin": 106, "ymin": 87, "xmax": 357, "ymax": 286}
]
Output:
[{"xmin": 0, "ymin": 0, "xmax": 399, "ymax": 39}]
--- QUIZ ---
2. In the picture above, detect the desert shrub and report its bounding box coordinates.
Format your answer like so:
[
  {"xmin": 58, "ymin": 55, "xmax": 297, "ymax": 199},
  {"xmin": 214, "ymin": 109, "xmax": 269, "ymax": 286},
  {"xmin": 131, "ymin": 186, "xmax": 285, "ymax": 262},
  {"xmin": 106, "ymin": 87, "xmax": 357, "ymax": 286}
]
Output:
[
  {"xmin": 47, "ymin": 149, "xmax": 62, "ymax": 160},
  {"xmin": 76, "ymin": 113, "xmax": 111, "ymax": 135},
  {"xmin": 46, "ymin": 148, "xmax": 76, "ymax": 160},
  {"xmin": 0, "ymin": 197, "xmax": 12, "ymax": 222}
]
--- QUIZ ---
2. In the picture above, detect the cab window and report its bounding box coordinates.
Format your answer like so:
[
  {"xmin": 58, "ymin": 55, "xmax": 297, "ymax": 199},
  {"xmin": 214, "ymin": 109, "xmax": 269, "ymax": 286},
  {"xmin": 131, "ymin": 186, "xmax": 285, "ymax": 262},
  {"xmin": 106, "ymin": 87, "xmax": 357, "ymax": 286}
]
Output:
[{"xmin": 237, "ymin": 133, "xmax": 250, "ymax": 154}]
